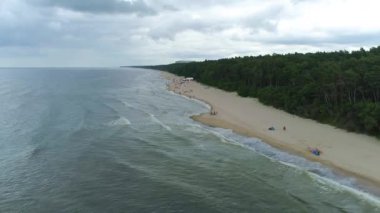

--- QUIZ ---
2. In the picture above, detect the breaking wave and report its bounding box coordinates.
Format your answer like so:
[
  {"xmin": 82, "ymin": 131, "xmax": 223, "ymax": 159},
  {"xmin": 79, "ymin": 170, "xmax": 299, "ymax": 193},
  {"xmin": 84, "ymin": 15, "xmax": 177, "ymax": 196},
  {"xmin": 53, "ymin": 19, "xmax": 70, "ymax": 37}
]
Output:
[
  {"xmin": 107, "ymin": 116, "xmax": 131, "ymax": 126},
  {"xmin": 149, "ymin": 113, "xmax": 172, "ymax": 131}
]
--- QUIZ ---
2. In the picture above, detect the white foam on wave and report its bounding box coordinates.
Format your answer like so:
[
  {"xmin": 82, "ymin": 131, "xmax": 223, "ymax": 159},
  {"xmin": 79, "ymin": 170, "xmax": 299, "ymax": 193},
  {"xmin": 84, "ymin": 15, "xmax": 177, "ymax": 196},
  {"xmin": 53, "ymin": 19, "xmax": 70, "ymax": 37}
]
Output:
[
  {"xmin": 168, "ymin": 90, "xmax": 211, "ymax": 110},
  {"xmin": 205, "ymin": 127, "xmax": 258, "ymax": 150},
  {"xmin": 122, "ymin": 99, "xmax": 172, "ymax": 132},
  {"xmin": 122, "ymin": 101, "xmax": 135, "ymax": 109},
  {"xmin": 107, "ymin": 116, "xmax": 131, "ymax": 126},
  {"xmin": 309, "ymin": 172, "xmax": 380, "ymax": 207},
  {"xmin": 205, "ymin": 128, "xmax": 240, "ymax": 145},
  {"xmin": 184, "ymin": 124, "xmax": 212, "ymax": 134},
  {"xmin": 197, "ymin": 124, "xmax": 380, "ymax": 205},
  {"xmin": 149, "ymin": 113, "xmax": 172, "ymax": 131},
  {"xmin": 185, "ymin": 96, "xmax": 211, "ymax": 110}
]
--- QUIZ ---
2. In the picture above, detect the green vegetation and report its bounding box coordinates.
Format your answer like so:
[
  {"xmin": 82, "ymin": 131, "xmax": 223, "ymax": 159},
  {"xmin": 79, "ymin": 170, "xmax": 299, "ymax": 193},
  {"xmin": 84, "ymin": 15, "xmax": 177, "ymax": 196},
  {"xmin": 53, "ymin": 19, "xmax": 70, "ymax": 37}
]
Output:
[{"xmin": 148, "ymin": 46, "xmax": 380, "ymax": 137}]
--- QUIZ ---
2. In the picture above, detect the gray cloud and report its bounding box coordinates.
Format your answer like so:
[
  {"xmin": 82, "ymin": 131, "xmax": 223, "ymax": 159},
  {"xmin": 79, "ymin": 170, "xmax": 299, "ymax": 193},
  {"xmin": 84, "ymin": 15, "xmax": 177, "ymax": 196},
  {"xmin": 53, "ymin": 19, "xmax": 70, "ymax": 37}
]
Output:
[
  {"xmin": 32, "ymin": 0, "xmax": 156, "ymax": 15},
  {"xmin": 0, "ymin": 0, "xmax": 379, "ymax": 67},
  {"xmin": 146, "ymin": 6, "xmax": 283, "ymax": 40},
  {"xmin": 259, "ymin": 31, "xmax": 380, "ymax": 47},
  {"xmin": 241, "ymin": 4, "xmax": 284, "ymax": 33}
]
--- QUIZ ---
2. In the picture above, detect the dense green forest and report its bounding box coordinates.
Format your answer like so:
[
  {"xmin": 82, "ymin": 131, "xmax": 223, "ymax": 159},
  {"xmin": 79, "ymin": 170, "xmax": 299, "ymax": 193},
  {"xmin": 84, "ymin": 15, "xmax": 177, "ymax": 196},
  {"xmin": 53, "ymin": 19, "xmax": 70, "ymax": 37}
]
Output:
[{"xmin": 147, "ymin": 46, "xmax": 380, "ymax": 137}]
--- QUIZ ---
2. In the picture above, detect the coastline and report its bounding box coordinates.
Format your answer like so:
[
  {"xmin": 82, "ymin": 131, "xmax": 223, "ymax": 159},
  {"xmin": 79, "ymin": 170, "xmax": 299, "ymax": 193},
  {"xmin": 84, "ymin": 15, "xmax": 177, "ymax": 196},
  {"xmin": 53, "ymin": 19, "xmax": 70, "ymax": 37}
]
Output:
[{"xmin": 161, "ymin": 71, "xmax": 380, "ymax": 193}]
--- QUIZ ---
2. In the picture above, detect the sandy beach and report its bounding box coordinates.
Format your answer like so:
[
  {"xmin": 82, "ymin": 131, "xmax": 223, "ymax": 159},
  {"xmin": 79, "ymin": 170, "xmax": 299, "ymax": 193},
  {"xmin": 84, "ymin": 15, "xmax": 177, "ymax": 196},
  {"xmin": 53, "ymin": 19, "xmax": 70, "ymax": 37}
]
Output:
[{"xmin": 162, "ymin": 71, "xmax": 380, "ymax": 188}]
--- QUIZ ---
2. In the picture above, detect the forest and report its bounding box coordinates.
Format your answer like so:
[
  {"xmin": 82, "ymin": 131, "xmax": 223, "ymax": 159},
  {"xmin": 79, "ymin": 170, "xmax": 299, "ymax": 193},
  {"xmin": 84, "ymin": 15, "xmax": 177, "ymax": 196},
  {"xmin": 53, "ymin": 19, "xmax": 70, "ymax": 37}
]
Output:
[{"xmin": 147, "ymin": 46, "xmax": 380, "ymax": 137}]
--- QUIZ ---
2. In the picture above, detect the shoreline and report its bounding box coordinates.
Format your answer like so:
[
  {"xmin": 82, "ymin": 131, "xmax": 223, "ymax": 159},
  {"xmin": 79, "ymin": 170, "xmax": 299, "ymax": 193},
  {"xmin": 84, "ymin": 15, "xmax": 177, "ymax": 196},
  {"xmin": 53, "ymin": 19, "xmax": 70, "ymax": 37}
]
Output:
[{"xmin": 161, "ymin": 71, "xmax": 380, "ymax": 195}]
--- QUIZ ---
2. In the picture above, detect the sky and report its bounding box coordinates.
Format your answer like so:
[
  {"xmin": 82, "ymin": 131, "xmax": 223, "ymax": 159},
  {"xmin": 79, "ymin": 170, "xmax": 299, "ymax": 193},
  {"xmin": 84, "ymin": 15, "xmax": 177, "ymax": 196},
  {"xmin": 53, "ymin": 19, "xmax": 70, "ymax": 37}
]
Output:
[{"xmin": 1, "ymin": 0, "xmax": 380, "ymax": 67}]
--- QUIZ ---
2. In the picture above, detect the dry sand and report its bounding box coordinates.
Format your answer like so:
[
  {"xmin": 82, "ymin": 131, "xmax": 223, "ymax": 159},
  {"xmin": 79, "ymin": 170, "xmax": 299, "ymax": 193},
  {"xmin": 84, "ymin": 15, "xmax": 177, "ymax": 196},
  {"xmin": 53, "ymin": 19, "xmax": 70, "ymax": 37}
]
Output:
[{"xmin": 162, "ymin": 72, "xmax": 380, "ymax": 187}]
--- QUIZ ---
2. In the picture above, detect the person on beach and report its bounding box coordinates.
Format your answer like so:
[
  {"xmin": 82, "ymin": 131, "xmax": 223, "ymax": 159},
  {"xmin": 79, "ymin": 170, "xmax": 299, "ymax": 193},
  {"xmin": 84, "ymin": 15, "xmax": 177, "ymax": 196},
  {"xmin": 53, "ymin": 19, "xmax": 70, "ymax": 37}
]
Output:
[
  {"xmin": 283, "ymin": 126, "xmax": 286, "ymax": 131},
  {"xmin": 308, "ymin": 147, "xmax": 321, "ymax": 156}
]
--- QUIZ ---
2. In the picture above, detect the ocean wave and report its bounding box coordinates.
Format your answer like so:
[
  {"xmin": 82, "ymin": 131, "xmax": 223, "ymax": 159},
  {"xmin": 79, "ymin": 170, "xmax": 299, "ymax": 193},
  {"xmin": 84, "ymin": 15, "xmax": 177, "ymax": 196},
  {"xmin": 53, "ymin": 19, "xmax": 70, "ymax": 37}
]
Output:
[
  {"xmin": 168, "ymin": 91, "xmax": 211, "ymax": 110},
  {"xmin": 0, "ymin": 87, "xmax": 31, "ymax": 98},
  {"xmin": 28, "ymin": 146, "xmax": 46, "ymax": 159},
  {"xmin": 107, "ymin": 117, "xmax": 131, "ymax": 126},
  {"xmin": 199, "ymin": 124, "xmax": 380, "ymax": 204},
  {"xmin": 308, "ymin": 172, "xmax": 380, "ymax": 208},
  {"xmin": 184, "ymin": 124, "xmax": 211, "ymax": 134},
  {"xmin": 149, "ymin": 114, "xmax": 172, "ymax": 131},
  {"xmin": 122, "ymin": 99, "xmax": 174, "ymax": 132},
  {"xmin": 98, "ymin": 102, "xmax": 120, "ymax": 115},
  {"xmin": 122, "ymin": 101, "xmax": 135, "ymax": 109}
]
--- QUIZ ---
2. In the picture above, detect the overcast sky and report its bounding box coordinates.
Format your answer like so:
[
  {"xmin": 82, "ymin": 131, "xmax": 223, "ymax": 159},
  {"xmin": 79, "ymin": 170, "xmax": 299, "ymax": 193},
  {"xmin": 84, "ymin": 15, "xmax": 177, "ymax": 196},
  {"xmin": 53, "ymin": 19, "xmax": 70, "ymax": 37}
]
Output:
[{"xmin": 1, "ymin": 0, "xmax": 380, "ymax": 67}]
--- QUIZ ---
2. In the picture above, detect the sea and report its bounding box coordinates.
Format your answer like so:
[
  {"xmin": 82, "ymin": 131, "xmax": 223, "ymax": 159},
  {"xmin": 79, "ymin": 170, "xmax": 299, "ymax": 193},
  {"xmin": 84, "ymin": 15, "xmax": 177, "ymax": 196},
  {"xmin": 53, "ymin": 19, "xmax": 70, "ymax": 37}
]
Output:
[{"xmin": 0, "ymin": 67, "xmax": 379, "ymax": 213}]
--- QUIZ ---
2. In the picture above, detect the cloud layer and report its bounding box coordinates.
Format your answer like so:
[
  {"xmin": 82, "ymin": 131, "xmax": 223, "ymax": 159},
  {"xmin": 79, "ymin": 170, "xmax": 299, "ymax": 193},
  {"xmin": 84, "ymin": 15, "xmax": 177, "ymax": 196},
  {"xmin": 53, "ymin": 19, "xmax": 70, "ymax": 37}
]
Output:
[
  {"xmin": 32, "ymin": 0, "xmax": 156, "ymax": 15},
  {"xmin": 0, "ymin": 0, "xmax": 380, "ymax": 66}
]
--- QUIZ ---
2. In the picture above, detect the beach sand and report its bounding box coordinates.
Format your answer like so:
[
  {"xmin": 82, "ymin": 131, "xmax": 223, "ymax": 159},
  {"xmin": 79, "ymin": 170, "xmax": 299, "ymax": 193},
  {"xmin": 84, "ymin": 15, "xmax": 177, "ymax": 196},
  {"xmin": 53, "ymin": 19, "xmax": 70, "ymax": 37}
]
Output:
[{"xmin": 162, "ymin": 71, "xmax": 380, "ymax": 188}]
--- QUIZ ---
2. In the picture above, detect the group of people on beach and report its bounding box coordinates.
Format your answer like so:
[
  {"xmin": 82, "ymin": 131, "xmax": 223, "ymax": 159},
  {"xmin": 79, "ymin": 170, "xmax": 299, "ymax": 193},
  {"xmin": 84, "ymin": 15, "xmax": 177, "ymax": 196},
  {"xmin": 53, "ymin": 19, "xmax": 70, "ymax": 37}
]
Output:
[
  {"xmin": 268, "ymin": 125, "xmax": 322, "ymax": 156},
  {"xmin": 210, "ymin": 106, "xmax": 217, "ymax": 115},
  {"xmin": 170, "ymin": 77, "xmax": 193, "ymax": 96},
  {"xmin": 170, "ymin": 75, "xmax": 324, "ymax": 157}
]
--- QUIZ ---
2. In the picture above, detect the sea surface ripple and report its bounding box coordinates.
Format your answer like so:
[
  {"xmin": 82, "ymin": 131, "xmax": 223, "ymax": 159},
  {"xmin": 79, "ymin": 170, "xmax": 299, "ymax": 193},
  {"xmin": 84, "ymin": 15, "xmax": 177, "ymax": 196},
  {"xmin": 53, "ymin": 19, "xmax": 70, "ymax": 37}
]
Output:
[{"xmin": 0, "ymin": 67, "xmax": 379, "ymax": 213}]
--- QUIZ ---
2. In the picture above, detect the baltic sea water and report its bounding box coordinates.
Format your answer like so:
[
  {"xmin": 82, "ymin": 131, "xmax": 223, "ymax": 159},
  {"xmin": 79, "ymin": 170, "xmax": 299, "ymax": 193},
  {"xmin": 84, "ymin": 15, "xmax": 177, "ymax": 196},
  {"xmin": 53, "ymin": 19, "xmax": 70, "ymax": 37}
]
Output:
[{"xmin": 0, "ymin": 67, "xmax": 379, "ymax": 212}]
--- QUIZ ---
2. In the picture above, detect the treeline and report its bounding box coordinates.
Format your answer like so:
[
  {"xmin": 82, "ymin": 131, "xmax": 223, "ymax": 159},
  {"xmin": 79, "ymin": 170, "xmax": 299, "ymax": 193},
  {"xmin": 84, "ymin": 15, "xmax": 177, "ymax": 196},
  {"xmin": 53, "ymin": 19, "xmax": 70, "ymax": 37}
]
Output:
[{"xmin": 148, "ymin": 47, "xmax": 380, "ymax": 137}]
